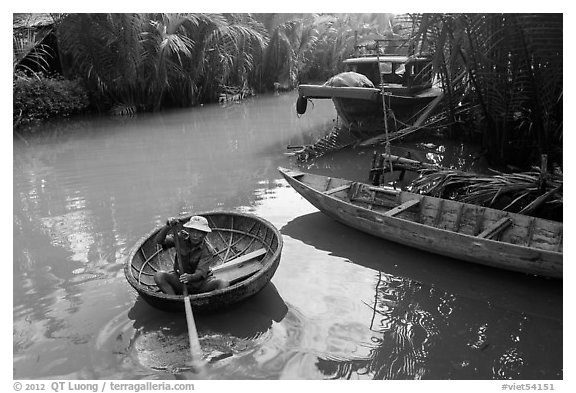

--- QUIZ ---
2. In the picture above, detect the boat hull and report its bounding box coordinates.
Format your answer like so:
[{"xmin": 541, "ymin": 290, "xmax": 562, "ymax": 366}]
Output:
[
  {"xmin": 298, "ymin": 84, "xmax": 442, "ymax": 132},
  {"xmin": 298, "ymin": 85, "xmax": 381, "ymax": 101},
  {"xmin": 125, "ymin": 211, "xmax": 283, "ymax": 312},
  {"xmin": 279, "ymin": 168, "xmax": 562, "ymax": 279}
]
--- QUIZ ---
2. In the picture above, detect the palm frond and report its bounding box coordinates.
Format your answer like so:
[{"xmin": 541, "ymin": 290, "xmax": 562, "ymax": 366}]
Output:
[
  {"xmin": 412, "ymin": 13, "xmax": 562, "ymax": 165},
  {"xmin": 409, "ymin": 166, "xmax": 562, "ymax": 218},
  {"xmin": 56, "ymin": 13, "xmax": 145, "ymax": 104}
]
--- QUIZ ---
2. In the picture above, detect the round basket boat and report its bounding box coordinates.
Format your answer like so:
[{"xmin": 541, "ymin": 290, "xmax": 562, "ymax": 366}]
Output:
[{"xmin": 125, "ymin": 211, "xmax": 283, "ymax": 312}]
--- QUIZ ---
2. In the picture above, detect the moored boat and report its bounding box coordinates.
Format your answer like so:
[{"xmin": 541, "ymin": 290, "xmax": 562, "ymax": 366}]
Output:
[
  {"xmin": 125, "ymin": 211, "xmax": 283, "ymax": 312},
  {"xmin": 297, "ymin": 53, "xmax": 442, "ymax": 134},
  {"xmin": 278, "ymin": 167, "xmax": 562, "ymax": 279}
]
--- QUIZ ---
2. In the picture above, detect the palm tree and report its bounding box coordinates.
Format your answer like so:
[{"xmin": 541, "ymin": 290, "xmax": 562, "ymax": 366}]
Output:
[
  {"xmin": 413, "ymin": 13, "xmax": 562, "ymax": 166},
  {"xmin": 297, "ymin": 13, "xmax": 396, "ymax": 82},
  {"xmin": 141, "ymin": 13, "xmax": 197, "ymax": 109},
  {"xmin": 188, "ymin": 13, "xmax": 268, "ymax": 102},
  {"xmin": 55, "ymin": 13, "xmax": 268, "ymax": 112},
  {"xmin": 259, "ymin": 13, "xmax": 333, "ymax": 90},
  {"xmin": 13, "ymin": 13, "xmax": 67, "ymax": 77},
  {"xmin": 13, "ymin": 25, "xmax": 51, "ymax": 76},
  {"xmin": 56, "ymin": 13, "xmax": 145, "ymax": 112}
]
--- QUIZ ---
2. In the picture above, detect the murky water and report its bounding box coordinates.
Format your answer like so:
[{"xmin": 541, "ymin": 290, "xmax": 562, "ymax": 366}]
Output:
[{"xmin": 13, "ymin": 92, "xmax": 562, "ymax": 380}]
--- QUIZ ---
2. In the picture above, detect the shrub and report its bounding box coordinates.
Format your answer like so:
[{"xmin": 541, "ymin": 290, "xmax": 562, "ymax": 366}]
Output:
[{"xmin": 13, "ymin": 72, "xmax": 90, "ymax": 126}]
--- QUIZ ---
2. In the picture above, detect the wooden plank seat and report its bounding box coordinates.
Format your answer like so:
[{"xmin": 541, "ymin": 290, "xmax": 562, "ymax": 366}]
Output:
[
  {"xmin": 347, "ymin": 183, "xmax": 399, "ymax": 210},
  {"xmin": 213, "ymin": 260, "xmax": 264, "ymax": 285},
  {"xmin": 477, "ymin": 217, "xmax": 513, "ymax": 239},
  {"xmin": 324, "ymin": 184, "xmax": 352, "ymax": 195},
  {"xmin": 212, "ymin": 248, "xmax": 267, "ymax": 272},
  {"xmin": 384, "ymin": 198, "xmax": 421, "ymax": 217},
  {"xmin": 212, "ymin": 248, "xmax": 267, "ymax": 284}
]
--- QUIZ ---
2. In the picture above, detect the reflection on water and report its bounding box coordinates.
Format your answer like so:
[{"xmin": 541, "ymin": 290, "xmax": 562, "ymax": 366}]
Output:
[
  {"xmin": 13, "ymin": 92, "xmax": 561, "ymax": 380},
  {"xmin": 312, "ymin": 270, "xmax": 561, "ymax": 380},
  {"xmin": 280, "ymin": 210, "xmax": 562, "ymax": 380},
  {"xmin": 124, "ymin": 290, "xmax": 284, "ymax": 377}
]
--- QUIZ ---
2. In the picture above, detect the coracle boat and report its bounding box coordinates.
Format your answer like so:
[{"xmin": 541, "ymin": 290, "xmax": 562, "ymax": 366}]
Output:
[
  {"xmin": 125, "ymin": 211, "xmax": 283, "ymax": 312},
  {"xmin": 278, "ymin": 167, "xmax": 562, "ymax": 279}
]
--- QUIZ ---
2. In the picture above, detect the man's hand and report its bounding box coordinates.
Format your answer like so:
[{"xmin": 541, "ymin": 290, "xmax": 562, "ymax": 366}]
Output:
[
  {"xmin": 179, "ymin": 273, "xmax": 200, "ymax": 284},
  {"xmin": 166, "ymin": 217, "xmax": 181, "ymax": 227}
]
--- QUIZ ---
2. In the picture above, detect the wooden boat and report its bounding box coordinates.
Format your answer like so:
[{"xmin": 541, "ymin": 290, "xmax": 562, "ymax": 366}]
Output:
[
  {"xmin": 297, "ymin": 54, "xmax": 442, "ymax": 133},
  {"xmin": 125, "ymin": 211, "xmax": 283, "ymax": 312},
  {"xmin": 292, "ymin": 50, "xmax": 444, "ymax": 160},
  {"xmin": 278, "ymin": 167, "xmax": 562, "ymax": 279}
]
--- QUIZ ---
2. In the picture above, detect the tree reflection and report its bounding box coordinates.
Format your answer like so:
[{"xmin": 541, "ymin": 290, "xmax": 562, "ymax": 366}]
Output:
[{"xmin": 316, "ymin": 271, "xmax": 562, "ymax": 380}]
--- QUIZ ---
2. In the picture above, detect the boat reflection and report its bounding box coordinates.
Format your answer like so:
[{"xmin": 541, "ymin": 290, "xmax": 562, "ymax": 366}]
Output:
[
  {"xmin": 281, "ymin": 212, "xmax": 562, "ymax": 379},
  {"xmin": 281, "ymin": 211, "xmax": 561, "ymax": 318},
  {"xmin": 126, "ymin": 283, "xmax": 288, "ymax": 373}
]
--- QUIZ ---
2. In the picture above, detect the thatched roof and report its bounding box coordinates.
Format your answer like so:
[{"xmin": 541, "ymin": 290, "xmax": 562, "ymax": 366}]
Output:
[{"xmin": 13, "ymin": 13, "xmax": 55, "ymax": 30}]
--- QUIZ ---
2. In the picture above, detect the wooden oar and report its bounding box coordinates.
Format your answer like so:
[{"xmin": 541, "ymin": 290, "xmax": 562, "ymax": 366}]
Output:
[{"xmin": 173, "ymin": 225, "xmax": 205, "ymax": 370}]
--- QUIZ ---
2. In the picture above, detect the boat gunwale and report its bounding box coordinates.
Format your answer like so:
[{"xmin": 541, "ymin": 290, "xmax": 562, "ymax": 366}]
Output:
[{"xmin": 124, "ymin": 210, "xmax": 283, "ymax": 304}]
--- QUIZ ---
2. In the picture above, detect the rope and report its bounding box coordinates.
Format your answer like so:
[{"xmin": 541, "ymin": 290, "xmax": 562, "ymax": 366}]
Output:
[{"xmin": 376, "ymin": 40, "xmax": 394, "ymax": 174}]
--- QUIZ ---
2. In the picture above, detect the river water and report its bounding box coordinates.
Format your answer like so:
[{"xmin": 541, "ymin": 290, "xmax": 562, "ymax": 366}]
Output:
[{"xmin": 12, "ymin": 92, "xmax": 562, "ymax": 381}]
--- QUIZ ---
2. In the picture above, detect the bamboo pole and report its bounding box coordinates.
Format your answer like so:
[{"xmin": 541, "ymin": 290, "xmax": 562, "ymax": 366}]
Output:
[
  {"xmin": 173, "ymin": 225, "xmax": 205, "ymax": 370},
  {"xmin": 375, "ymin": 39, "xmax": 393, "ymax": 174}
]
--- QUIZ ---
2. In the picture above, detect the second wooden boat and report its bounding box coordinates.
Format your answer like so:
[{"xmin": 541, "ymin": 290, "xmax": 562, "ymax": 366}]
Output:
[
  {"xmin": 125, "ymin": 211, "xmax": 283, "ymax": 312},
  {"xmin": 278, "ymin": 167, "xmax": 562, "ymax": 279}
]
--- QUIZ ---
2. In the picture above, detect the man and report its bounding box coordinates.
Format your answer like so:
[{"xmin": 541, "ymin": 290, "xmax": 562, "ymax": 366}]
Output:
[{"xmin": 154, "ymin": 215, "xmax": 229, "ymax": 295}]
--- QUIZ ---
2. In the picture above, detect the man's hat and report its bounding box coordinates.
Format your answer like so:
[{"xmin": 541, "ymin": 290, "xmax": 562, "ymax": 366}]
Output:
[{"xmin": 183, "ymin": 215, "xmax": 212, "ymax": 233}]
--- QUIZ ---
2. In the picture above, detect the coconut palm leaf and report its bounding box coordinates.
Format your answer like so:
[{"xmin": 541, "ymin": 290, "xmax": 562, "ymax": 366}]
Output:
[
  {"xmin": 13, "ymin": 29, "xmax": 51, "ymax": 76},
  {"xmin": 410, "ymin": 165, "xmax": 562, "ymax": 218},
  {"xmin": 56, "ymin": 13, "xmax": 145, "ymax": 107},
  {"xmin": 412, "ymin": 13, "xmax": 562, "ymax": 165},
  {"xmin": 190, "ymin": 13, "xmax": 267, "ymax": 100}
]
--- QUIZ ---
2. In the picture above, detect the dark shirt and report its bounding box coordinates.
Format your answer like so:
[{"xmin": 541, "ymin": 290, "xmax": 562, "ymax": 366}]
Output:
[{"xmin": 157, "ymin": 232, "xmax": 215, "ymax": 282}]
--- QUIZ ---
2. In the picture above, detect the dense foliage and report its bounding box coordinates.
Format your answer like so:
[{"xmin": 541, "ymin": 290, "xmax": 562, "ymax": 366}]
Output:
[
  {"xmin": 53, "ymin": 13, "xmax": 268, "ymax": 111},
  {"xmin": 412, "ymin": 13, "xmax": 562, "ymax": 166},
  {"xmin": 14, "ymin": 13, "xmax": 394, "ymax": 112},
  {"xmin": 51, "ymin": 13, "xmax": 395, "ymax": 111},
  {"xmin": 13, "ymin": 72, "xmax": 89, "ymax": 125}
]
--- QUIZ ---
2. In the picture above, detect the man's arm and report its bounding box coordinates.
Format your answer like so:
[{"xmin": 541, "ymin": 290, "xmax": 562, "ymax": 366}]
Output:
[{"xmin": 155, "ymin": 217, "xmax": 182, "ymax": 249}]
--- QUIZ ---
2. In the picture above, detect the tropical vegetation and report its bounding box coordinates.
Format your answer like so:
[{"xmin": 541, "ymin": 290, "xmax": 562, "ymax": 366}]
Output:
[
  {"xmin": 13, "ymin": 13, "xmax": 397, "ymax": 115},
  {"xmin": 14, "ymin": 13, "xmax": 562, "ymax": 170},
  {"xmin": 13, "ymin": 72, "xmax": 89, "ymax": 125},
  {"xmin": 412, "ymin": 13, "xmax": 562, "ymax": 167},
  {"xmin": 401, "ymin": 14, "xmax": 563, "ymax": 219},
  {"xmin": 14, "ymin": 14, "xmax": 89, "ymax": 125}
]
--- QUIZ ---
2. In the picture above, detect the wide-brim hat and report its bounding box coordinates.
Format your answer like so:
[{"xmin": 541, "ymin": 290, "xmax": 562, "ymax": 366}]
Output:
[{"xmin": 182, "ymin": 215, "xmax": 212, "ymax": 233}]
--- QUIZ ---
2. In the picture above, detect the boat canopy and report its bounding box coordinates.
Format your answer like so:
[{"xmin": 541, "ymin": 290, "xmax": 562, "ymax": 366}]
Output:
[
  {"xmin": 344, "ymin": 55, "xmax": 434, "ymax": 89},
  {"xmin": 343, "ymin": 56, "xmax": 431, "ymax": 64}
]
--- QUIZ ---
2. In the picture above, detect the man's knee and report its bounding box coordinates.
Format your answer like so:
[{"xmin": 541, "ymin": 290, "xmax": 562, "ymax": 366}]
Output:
[
  {"xmin": 154, "ymin": 271, "xmax": 170, "ymax": 285},
  {"xmin": 201, "ymin": 278, "xmax": 229, "ymax": 292},
  {"xmin": 154, "ymin": 271, "xmax": 181, "ymax": 294}
]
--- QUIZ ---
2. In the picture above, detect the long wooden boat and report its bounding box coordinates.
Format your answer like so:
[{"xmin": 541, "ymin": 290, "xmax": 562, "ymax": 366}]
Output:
[
  {"xmin": 278, "ymin": 167, "xmax": 562, "ymax": 279},
  {"xmin": 125, "ymin": 211, "xmax": 283, "ymax": 312}
]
